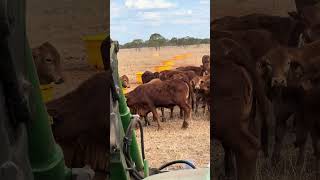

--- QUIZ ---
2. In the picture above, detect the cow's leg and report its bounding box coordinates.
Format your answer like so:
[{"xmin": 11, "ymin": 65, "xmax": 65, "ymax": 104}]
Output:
[
  {"xmin": 161, "ymin": 107, "xmax": 166, "ymax": 122},
  {"xmin": 235, "ymin": 149, "xmax": 257, "ymax": 180},
  {"xmin": 311, "ymin": 127, "xmax": 320, "ymax": 180},
  {"xmin": 180, "ymin": 103, "xmax": 191, "ymax": 129},
  {"xmin": 222, "ymin": 144, "xmax": 236, "ymax": 179},
  {"xmin": 179, "ymin": 107, "xmax": 183, "ymax": 119},
  {"xmin": 202, "ymin": 103, "xmax": 206, "ymax": 114},
  {"xmin": 144, "ymin": 116, "xmax": 150, "ymax": 126},
  {"xmin": 170, "ymin": 107, "xmax": 174, "ymax": 119},
  {"xmin": 195, "ymin": 96, "xmax": 199, "ymax": 114},
  {"xmin": 151, "ymin": 107, "xmax": 162, "ymax": 130},
  {"xmin": 295, "ymin": 111, "xmax": 308, "ymax": 169},
  {"xmin": 271, "ymin": 111, "xmax": 291, "ymax": 165}
]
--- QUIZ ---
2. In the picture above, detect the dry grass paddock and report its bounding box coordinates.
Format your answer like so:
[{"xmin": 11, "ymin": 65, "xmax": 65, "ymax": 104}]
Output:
[{"xmin": 118, "ymin": 44, "xmax": 210, "ymax": 169}]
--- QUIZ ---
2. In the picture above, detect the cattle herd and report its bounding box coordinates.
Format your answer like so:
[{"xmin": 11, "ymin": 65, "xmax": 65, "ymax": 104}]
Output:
[
  {"xmin": 123, "ymin": 54, "xmax": 210, "ymax": 130},
  {"xmin": 212, "ymin": 3, "xmax": 320, "ymax": 180}
]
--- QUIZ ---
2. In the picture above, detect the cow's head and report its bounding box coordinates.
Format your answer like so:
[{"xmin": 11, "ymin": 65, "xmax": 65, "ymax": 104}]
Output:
[
  {"xmin": 120, "ymin": 75, "xmax": 130, "ymax": 88},
  {"xmin": 153, "ymin": 72, "xmax": 160, "ymax": 78},
  {"xmin": 199, "ymin": 75, "xmax": 210, "ymax": 94},
  {"xmin": 289, "ymin": 4, "xmax": 320, "ymax": 43},
  {"xmin": 32, "ymin": 42, "xmax": 64, "ymax": 85},
  {"xmin": 298, "ymin": 56, "xmax": 320, "ymax": 90},
  {"xmin": 257, "ymin": 47, "xmax": 293, "ymax": 89}
]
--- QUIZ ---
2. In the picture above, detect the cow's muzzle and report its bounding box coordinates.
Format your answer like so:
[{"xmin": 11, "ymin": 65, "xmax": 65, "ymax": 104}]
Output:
[{"xmin": 271, "ymin": 77, "xmax": 287, "ymax": 87}]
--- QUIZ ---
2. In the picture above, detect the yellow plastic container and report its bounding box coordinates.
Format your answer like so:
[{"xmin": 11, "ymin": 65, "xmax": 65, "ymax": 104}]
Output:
[
  {"xmin": 82, "ymin": 33, "xmax": 107, "ymax": 70},
  {"xmin": 136, "ymin": 72, "xmax": 143, "ymax": 84},
  {"xmin": 154, "ymin": 65, "xmax": 172, "ymax": 72},
  {"xmin": 122, "ymin": 88, "xmax": 129, "ymax": 94},
  {"xmin": 40, "ymin": 84, "xmax": 54, "ymax": 103}
]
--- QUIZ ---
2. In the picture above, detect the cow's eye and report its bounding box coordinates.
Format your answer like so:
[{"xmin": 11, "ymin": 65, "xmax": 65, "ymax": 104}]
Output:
[{"xmin": 45, "ymin": 58, "xmax": 53, "ymax": 63}]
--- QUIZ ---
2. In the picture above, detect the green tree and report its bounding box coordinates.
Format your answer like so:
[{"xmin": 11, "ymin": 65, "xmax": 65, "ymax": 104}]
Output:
[
  {"xmin": 132, "ymin": 39, "xmax": 144, "ymax": 51},
  {"xmin": 149, "ymin": 33, "xmax": 166, "ymax": 51}
]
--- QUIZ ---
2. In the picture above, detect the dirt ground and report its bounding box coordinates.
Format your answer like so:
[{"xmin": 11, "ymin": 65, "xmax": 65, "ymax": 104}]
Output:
[
  {"xmin": 211, "ymin": 0, "xmax": 318, "ymax": 179},
  {"xmin": 118, "ymin": 44, "xmax": 210, "ymax": 169}
]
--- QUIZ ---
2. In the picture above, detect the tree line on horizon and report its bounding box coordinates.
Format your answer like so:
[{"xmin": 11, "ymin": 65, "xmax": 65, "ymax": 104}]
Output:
[{"xmin": 120, "ymin": 33, "xmax": 210, "ymax": 50}]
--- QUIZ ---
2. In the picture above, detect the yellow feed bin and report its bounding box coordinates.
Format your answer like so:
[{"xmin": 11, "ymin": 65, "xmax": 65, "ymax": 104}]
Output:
[
  {"xmin": 136, "ymin": 72, "xmax": 143, "ymax": 84},
  {"xmin": 40, "ymin": 84, "xmax": 54, "ymax": 103},
  {"xmin": 122, "ymin": 88, "xmax": 129, "ymax": 94},
  {"xmin": 82, "ymin": 33, "xmax": 107, "ymax": 70}
]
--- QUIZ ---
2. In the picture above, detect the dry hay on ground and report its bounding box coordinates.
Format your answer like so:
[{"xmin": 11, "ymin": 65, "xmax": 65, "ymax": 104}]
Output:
[
  {"xmin": 212, "ymin": 131, "xmax": 317, "ymax": 180},
  {"xmin": 136, "ymin": 109, "xmax": 210, "ymax": 170}
]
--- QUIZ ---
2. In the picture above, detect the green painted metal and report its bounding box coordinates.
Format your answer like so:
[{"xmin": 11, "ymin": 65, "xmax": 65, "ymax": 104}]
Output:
[
  {"xmin": 144, "ymin": 160, "xmax": 150, "ymax": 177},
  {"xmin": 25, "ymin": 35, "xmax": 71, "ymax": 179},
  {"xmin": 111, "ymin": 41, "xmax": 144, "ymax": 171}
]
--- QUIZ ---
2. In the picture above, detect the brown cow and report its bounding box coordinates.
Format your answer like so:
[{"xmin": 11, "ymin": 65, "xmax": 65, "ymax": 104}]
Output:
[
  {"xmin": 289, "ymin": 2, "xmax": 320, "ymax": 44},
  {"xmin": 120, "ymin": 75, "xmax": 130, "ymax": 88},
  {"xmin": 159, "ymin": 70, "xmax": 196, "ymax": 113},
  {"xmin": 212, "ymin": 13, "xmax": 306, "ymax": 47},
  {"xmin": 32, "ymin": 42, "xmax": 64, "ymax": 85},
  {"xmin": 175, "ymin": 66, "xmax": 204, "ymax": 76},
  {"xmin": 212, "ymin": 38, "xmax": 269, "ymax": 180},
  {"xmin": 125, "ymin": 78, "xmax": 191, "ymax": 130},
  {"xmin": 141, "ymin": 71, "xmax": 159, "ymax": 84},
  {"xmin": 192, "ymin": 75, "xmax": 210, "ymax": 114},
  {"xmin": 257, "ymin": 41, "xmax": 320, "ymax": 168},
  {"xmin": 46, "ymin": 72, "xmax": 109, "ymax": 180}
]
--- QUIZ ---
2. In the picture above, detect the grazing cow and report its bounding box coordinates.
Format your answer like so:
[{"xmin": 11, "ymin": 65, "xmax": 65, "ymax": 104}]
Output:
[
  {"xmin": 141, "ymin": 71, "xmax": 159, "ymax": 84},
  {"xmin": 46, "ymin": 72, "xmax": 109, "ymax": 180},
  {"xmin": 212, "ymin": 13, "xmax": 306, "ymax": 47},
  {"xmin": 212, "ymin": 38, "xmax": 269, "ymax": 180},
  {"xmin": 120, "ymin": 75, "xmax": 130, "ymax": 88},
  {"xmin": 289, "ymin": 2, "xmax": 320, "ymax": 44},
  {"xmin": 175, "ymin": 66, "xmax": 204, "ymax": 76},
  {"xmin": 32, "ymin": 42, "xmax": 64, "ymax": 85},
  {"xmin": 125, "ymin": 79, "xmax": 191, "ymax": 130}
]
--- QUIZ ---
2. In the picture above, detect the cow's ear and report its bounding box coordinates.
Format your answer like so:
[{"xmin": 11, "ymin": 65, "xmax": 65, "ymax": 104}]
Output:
[
  {"xmin": 32, "ymin": 48, "xmax": 40, "ymax": 59},
  {"xmin": 288, "ymin": 11, "xmax": 302, "ymax": 20}
]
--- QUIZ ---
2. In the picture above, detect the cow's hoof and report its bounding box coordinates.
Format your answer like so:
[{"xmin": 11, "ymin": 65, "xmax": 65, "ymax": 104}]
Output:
[
  {"xmin": 181, "ymin": 122, "xmax": 189, "ymax": 129},
  {"xmin": 157, "ymin": 127, "xmax": 163, "ymax": 131}
]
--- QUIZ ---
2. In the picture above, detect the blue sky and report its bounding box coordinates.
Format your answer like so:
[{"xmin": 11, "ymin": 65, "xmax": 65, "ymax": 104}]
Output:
[{"xmin": 111, "ymin": 0, "xmax": 210, "ymax": 44}]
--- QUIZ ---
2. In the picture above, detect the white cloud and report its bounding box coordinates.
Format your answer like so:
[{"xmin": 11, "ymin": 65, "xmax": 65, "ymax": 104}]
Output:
[
  {"xmin": 173, "ymin": 9, "xmax": 193, "ymax": 16},
  {"xmin": 139, "ymin": 12, "xmax": 162, "ymax": 21},
  {"xmin": 199, "ymin": 0, "xmax": 209, "ymax": 5},
  {"xmin": 111, "ymin": 1, "xmax": 122, "ymax": 18},
  {"xmin": 125, "ymin": 0, "xmax": 175, "ymax": 10}
]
